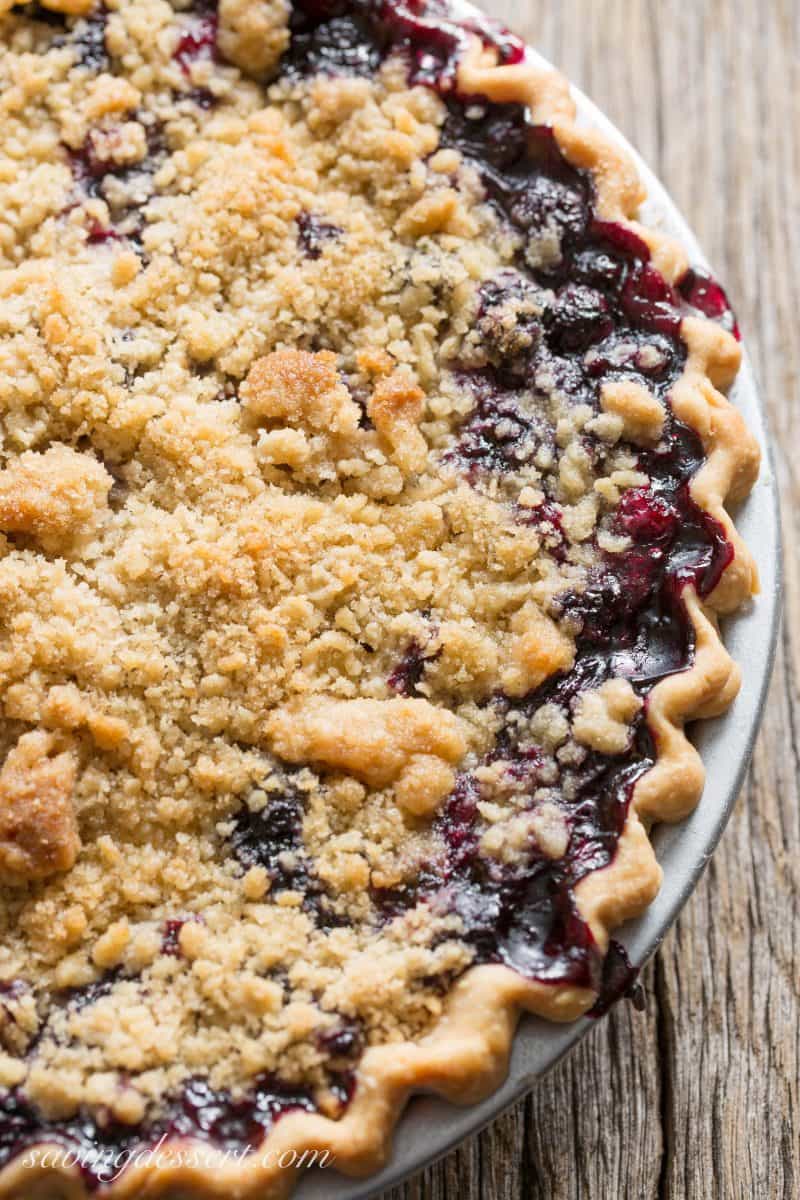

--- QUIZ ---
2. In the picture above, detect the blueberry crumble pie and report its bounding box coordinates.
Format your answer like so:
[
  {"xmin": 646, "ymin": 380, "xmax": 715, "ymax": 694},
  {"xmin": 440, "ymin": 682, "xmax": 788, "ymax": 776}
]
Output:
[{"xmin": 0, "ymin": 0, "xmax": 760, "ymax": 1194}]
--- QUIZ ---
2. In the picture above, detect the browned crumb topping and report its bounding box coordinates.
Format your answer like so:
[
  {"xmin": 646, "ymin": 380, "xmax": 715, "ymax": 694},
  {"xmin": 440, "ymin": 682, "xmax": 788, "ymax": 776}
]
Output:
[
  {"xmin": 0, "ymin": 445, "xmax": 111, "ymax": 549},
  {"xmin": 0, "ymin": 0, "xmax": 650, "ymax": 1126},
  {"xmin": 268, "ymin": 695, "xmax": 466, "ymax": 814},
  {"xmin": 0, "ymin": 732, "xmax": 80, "ymax": 885}
]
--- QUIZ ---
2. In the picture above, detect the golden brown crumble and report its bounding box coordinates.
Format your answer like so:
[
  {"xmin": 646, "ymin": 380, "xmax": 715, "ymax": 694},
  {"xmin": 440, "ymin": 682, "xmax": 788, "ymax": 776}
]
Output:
[
  {"xmin": 268, "ymin": 695, "xmax": 466, "ymax": 815},
  {"xmin": 0, "ymin": 732, "xmax": 80, "ymax": 884},
  {"xmin": 572, "ymin": 679, "xmax": 642, "ymax": 755},
  {"xmin": 368, "ymin": 370, "xmax": 428, "ymax": 474},
  {"xmin": 0, "ymin": 0, "xmax": 703, "ymax": 1133},
  {"xmin": 600, "ymin": 379, "xmax": 666, "ymax": 444},
  {"xmin": 0, "ymin": 445, "xmax": 111, "ymax": 550},
  {"xmin": 217, "ymin": 0, "xmax": 289, "ymax": 77}
]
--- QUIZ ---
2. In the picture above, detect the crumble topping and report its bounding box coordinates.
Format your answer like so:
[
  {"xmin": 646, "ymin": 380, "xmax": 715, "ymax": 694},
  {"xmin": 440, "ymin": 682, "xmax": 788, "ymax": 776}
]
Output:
[
  {"xmin": 267, "ymin": 696, "xmax": 466, "ymax": 813},
  {"xmin": 217, "ymin": 0, "xmax": 289, "ymax": 77},
  {"xmin": 0, "ymin": 0, "xmax": 743, "ymax": 1174},
  {"xmin": 0, "ymin": 731, "xmax": 79, "ymax": 884},
  {"xmin": 572, "ymin": 679, "xmax": 642, "ymax": 755},
  {"xmin": 600, "ymin": 379, "xmax": 665, "ymax": 444},
  {"xmin": 0, "ymin": 445, "xmax": 112, "ymax": 548}
]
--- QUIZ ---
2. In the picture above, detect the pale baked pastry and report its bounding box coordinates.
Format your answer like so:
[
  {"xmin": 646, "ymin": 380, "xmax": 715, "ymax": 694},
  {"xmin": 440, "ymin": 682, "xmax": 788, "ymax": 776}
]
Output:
[{"xmin": 0, "ymin": 0, "xmax": 759, "ymax": 1195}]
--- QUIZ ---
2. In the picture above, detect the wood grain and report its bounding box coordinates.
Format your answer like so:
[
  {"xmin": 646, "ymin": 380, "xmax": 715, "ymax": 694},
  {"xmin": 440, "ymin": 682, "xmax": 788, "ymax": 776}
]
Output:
[{"xmin": 382, "ymin": 1, "xmax": 800, "ymax": 1196}]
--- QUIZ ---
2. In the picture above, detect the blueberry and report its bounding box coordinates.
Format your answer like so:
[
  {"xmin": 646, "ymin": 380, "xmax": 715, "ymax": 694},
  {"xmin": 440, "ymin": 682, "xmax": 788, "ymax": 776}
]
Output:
[
  {"xmin": 281, "ymin": 13, "xmax": 382, "ymax": 80},
  {"xmin": 472, "ymin": 271, "xmax": 545, "ymax": 372},
  {"xmin": 616, "ymin": 487, "xmax": 679, "ymax": 543},
  {"xmin": 545, "ymin": 284, "xmax": 613, "ymax": 353},
  {"xmin": 229, "ymin": 777, "xmax": 344, "ymax": 928},
  {"xmin": 316, "ymin": 1019, "xmax": 363, "ymax": 1061},
  {"xmin": 678, "ymin": 267, "xmax": 740, "ymax": 338},
  {"xmin": 387, "ymin": 635, "xmax": 441, "ymax": 697},
  {"xmin": 509, "ymin": 174, "xmax": 588, "ymax": 243}
]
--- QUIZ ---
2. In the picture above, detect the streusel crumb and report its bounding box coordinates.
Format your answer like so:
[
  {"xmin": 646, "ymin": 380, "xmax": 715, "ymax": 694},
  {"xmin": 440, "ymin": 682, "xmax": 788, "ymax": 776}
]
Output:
[{"xmin": 0, "ymin": 732, "xmax": 79, "ymax": 884}]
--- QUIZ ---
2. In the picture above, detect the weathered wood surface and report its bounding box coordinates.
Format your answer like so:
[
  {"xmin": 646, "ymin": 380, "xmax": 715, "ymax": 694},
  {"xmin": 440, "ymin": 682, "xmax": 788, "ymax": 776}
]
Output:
[{"xmin": 382, "ymin": 1, "xmax": 800, "ymax": 1196}]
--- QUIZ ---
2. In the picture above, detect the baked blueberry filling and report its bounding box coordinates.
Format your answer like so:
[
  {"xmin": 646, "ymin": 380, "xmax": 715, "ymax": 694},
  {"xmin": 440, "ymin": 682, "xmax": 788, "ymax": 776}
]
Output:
[
  {"xmin": 382, "ymin": 419, "xmax": 727, "ymax": 986},
  {"xmin": 316, "ymin": 1019, "xmax": 364, "ymax": 1062},
  {"xmin": 276, "ymin": 0, "xmax": 733, "ymax": 991},
  {"xmin": 283, "ymin": 6, "xmax": 384, "ymax": 79},
  {"xmin": 66, "ymin": 117, "xmax": 166, "ymax": 249},
  {"xmin": 387, "ymin": 615, "xmax": 441, "ymax": 696},
  {"xmin": 282, "ymin": 0, "xmax": 522, "ymax": 87},
  {"xmin": 55, "ymin": 972, "xmax": 123, "ymax": 1014},
  {"xmin": 0, "ymin": 1075, "xmax": 345, "ymax": 1191},
  {"xmin": 588, "ymin": 939, "xmax": 644, "ymax": 1016},
  {"xmin": 387, "ymin": 638, "xmax": 440, "ymax": 696},
  {"xmin": 677, "ymin": 267, "xmax": 740, "ymax": 339},
  {"xmin": 229, "ymin": 775, "xmax": 349, "ymax": 929},
  {"xmin": 0, "ymin": 0, "xmax": 743, "ymax": 1182}
]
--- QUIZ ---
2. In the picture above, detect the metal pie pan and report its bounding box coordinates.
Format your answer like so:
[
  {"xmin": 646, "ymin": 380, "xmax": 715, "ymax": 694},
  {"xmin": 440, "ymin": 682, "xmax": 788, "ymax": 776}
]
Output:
[{"xmin": 295, "ymin": 17, "xmax": 783, "ymax": 1200}]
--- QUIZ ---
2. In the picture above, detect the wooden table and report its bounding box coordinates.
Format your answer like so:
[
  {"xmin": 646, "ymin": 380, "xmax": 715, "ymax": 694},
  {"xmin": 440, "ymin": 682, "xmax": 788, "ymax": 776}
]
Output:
[{"xmin": 383, "ymin": 2, "xmax": 799, "ymax": 1196}]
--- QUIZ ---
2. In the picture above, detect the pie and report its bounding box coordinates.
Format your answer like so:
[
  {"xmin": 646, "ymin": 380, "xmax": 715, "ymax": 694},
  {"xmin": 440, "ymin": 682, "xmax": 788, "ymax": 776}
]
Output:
[{"xmin": 0, "ymin": 0, "xmax": 760, "ymax": 1195}]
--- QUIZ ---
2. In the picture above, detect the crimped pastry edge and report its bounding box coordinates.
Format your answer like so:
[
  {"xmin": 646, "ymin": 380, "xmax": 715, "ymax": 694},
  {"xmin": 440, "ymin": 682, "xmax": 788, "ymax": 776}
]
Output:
[{"xmin": 0, "ymin": 32, "xmax": 762, "ymax": 1200}]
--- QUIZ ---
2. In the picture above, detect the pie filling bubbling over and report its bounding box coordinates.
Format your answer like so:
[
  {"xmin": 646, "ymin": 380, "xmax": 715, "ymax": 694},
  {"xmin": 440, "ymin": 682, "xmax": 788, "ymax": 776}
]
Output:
[{"xmin": 0, "ymin": 0, "xmax": 741, "ymax": 1183}]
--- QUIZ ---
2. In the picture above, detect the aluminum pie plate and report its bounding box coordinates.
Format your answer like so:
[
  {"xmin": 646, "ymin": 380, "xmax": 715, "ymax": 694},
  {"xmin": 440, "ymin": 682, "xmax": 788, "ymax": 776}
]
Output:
[{"xmin": 295, "ymin": 18, "xmax": 783, "ymax": 1200}]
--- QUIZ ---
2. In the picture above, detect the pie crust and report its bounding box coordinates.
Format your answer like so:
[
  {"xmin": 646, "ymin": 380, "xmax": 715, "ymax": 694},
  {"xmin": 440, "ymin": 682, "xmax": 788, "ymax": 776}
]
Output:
[{"xmin": 0, "ymin": 2, "xmax": 760, "ymax": 1197}]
